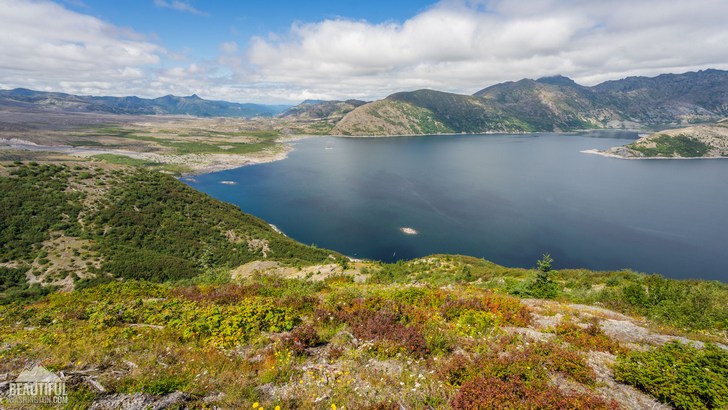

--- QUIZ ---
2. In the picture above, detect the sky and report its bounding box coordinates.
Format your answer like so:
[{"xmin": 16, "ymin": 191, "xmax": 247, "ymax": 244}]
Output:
[{"xmin": 2, "ymin": 0, "xmax": 728, "ymax": 104}]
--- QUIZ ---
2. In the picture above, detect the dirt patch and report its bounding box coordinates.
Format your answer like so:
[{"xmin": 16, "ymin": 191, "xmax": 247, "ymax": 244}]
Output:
[
  {"xmin": 88, "ymin": 391, "xmax": 190, "ymax": 410},
  {"xmin": 247, "ymin": 238, "xmax": 271, "ymax": 258},
  {"xmin": 28, "ymin": 233, "xmax": 100, "ymax": 291},
  {"xmin": 231, "ymin": 260, "xmax": 371, "ymax": 282}
]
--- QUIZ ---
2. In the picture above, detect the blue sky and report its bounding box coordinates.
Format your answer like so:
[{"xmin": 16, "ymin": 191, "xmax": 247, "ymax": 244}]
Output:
[
  {"xmin": 64, "ymin": 1, "xmax": 434, "ymax": 60},
  {"xmin": 2, "ymin": 0, "xmax": 728, "ymax": 103}
]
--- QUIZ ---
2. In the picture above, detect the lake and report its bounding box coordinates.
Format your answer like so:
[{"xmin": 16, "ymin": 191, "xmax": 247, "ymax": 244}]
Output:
[{"xmin": 184, "ymin": 132, "xmax": 728, "ymax": 281}]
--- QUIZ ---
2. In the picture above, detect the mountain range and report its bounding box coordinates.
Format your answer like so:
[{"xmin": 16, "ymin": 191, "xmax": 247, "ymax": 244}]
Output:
[
  {"xmin": 0, "ymin": 88, "xmax": 289, "ymax": 118},
  {"xmin": 332, "ymin": 69, "xmax": 728, "ymax": 135},
  {"xmin": 2, "ymin": 69, "xmax": 728, "ymax": 133}
]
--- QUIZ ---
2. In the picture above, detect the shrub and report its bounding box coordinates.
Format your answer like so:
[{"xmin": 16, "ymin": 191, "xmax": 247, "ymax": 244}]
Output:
[
  {"xmin": 599, "ymin": 275, "xmax": 728, "ymax": 332},
  {"xmin": 481, "ymin": 338, "xmax": 596, "ymax": 386},
  {"xmin": 422, "ymin": 317, "xmax": 455, "ymax": 355},
  {"xmin": 284, "ymin": 323, "xmax": 320, "ymax": 354},
  {"xmin": 554, "ymin": 320, "xmax": 626, "ymax": 355},
  {"xmin": 85, "ymin": 294, "xmax": 299, "ymax": 348},
  {"xmin": 171, "ymin": 283, "xmax": 262, "ymax": 304},
  {"xmin": 439, "ymin": 354, "xmax": 477, "ymax": 387},
  {"xmin": 614, "ymin": 341, "xmax": 728, "ymax": 410},
  {"xmin": 319, "ymin": 300, "xmax": 429, "ymax": 356},
  {"xmin": 455, "ymin": 310, "xmax": 497, "ymax": 337},
  {"xmin": 452, "ymin": 376, "xmax": 614, "ymax": 409},
  {"xmin": 439, "ymin": 338, "xmax": 596, "ymax": 388},
  {"xmin": 349, "ymin": 310, "xmax": 429, "ymax": 357},
  {"xmin": 439, "ymin": 292, "xmax": 531, "ymax": 327}
]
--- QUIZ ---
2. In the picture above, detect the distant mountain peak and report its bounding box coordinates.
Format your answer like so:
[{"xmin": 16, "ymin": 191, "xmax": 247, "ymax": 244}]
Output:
[
  {"xmin": 536, "ymin": 75, "xmax": 577, "ymax": 86},
  {"xmin": 301, "ymin": 99, "xmax": 327, "ymax": 105},
  {"xmin": 187, "ymin": 94, "xmax": 202, "ymax": 100}
]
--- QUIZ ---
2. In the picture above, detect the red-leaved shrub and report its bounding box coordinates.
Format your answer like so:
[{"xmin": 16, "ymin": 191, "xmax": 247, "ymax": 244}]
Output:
[{"xmin": 452, "ymin": 376, "xmax": 616, "ymax": 409}]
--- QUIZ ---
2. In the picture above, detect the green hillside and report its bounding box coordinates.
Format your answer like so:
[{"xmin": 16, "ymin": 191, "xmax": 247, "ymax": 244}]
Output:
[
  {"xmin": 0, "ymin": 161, "xmax": 339, "ymax": 301},
  {"xmin": 600, "ymin": 120, "xmax": 728, "ymax": 158}
]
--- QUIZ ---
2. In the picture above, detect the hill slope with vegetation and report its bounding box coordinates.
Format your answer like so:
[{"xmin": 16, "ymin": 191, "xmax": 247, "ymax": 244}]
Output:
[
  {"xmin": 333, "ymin": 69, "xmax": 728, "ymax": 136},
  {"xmin": 0, "ymin": 160, "xmax": 726, "ymax": 409},
  {"xmin": 599, "ymin": 119, "xmax": 728, "ymax": 158},
  {"xmin": 0, "ymin": 161, "xmax": 339, "ymax": 300}
]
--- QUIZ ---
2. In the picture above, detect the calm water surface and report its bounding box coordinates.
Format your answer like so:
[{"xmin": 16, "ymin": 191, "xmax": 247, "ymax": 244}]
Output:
[{"xmin": 184, "ymin": 132, "xmax": 728, "ymax": 281}]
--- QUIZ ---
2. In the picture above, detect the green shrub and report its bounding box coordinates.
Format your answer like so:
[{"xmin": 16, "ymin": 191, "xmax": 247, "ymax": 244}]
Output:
[
  {"xmin": 614, "ymin": 341, "xmax": 728, "ymax": 410},
  {"xmin": 455, "ymin": 310, "xmax": 497, "ymax": 337},
  {"xmin": 599, "ymin": 275, "xmax": 728, "ymax": 331},
  {"xmin": 422, "ymin": 318, "xmax": 455, "ymax": 356}
]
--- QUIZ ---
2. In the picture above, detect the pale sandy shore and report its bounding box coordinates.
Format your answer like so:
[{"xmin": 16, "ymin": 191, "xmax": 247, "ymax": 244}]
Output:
[
  {"xmin": 581, "ymin": 149, "xmax": 630, "ymax": 159},
  {"xmin": 581, "ymin": 148, "xmax": 728, "ymax": 160}
]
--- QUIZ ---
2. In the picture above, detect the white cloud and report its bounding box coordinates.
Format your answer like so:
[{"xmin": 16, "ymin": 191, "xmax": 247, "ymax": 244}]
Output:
[
  {"xmin": 153, "ymin": 0, "xmax": 208, "ymax": 16},
  {"xmin": 3, "ymin": 0, "xmax": 728, "ymax": 103},
  {"xmin": 0, "ymin": 0, "xmax": 163, "ymax": 95},
  {"xmin": 219, "ymin": 41, "xmax": 238, "ymax": 54},
  {"xmin": 245, "ymin": 0, "xmax": 728, "ymax": 100}
]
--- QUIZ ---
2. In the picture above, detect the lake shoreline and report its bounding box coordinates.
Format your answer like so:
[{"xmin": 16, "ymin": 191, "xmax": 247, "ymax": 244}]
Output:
[
  {"xmin": 581, "ymin": 148, "xmax": 728, "ymax": 160},
  {"xmin": 0, "ymin": 135, "xmax": 326, "ymax": 177}
]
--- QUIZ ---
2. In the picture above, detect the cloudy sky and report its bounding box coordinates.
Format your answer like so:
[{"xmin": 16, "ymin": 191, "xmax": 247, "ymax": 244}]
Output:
[{"xmin": 2, "ymin": 0, "xmax": 728, "ymax": 103}]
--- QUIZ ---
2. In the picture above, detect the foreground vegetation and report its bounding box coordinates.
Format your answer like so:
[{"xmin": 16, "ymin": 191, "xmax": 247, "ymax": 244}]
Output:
[
  {"xmin": 1, "ymin": 269, "xmax": 726, "ymax": 409},
  {"xmin": 1, "ymin": 160, "xmax": 727, "ymax": 409}
]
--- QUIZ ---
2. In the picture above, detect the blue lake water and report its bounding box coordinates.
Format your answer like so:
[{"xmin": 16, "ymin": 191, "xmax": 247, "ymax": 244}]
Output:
[{"xmin": 184, "ymin": 132, "xmax": 728, "ymax": 281}]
